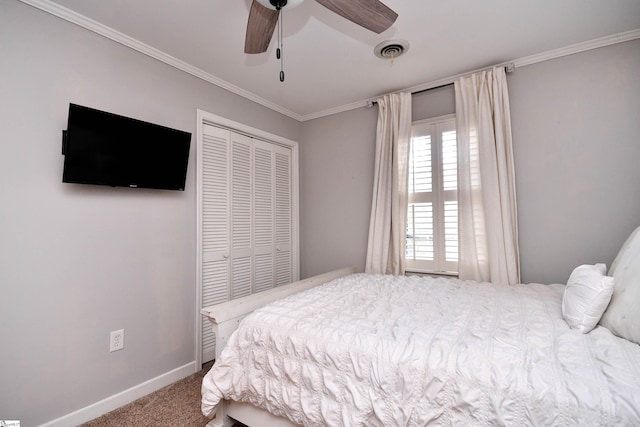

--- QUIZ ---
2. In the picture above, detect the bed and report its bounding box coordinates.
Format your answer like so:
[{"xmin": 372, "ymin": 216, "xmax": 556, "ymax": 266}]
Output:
[{"xmin": 200, "ymin": 227, "xmax": 640, "ymax": 426}]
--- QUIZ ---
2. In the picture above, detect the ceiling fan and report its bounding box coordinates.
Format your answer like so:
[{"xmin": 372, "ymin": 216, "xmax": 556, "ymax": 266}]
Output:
[{"xmin": 245, "ymin": 0, "xmax": 399, "ymax": 54}]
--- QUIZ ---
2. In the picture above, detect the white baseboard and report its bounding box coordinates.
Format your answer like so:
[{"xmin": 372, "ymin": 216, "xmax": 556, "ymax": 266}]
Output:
[{"xmin": 38, "ymin": 361, "xmax": 197, "ymax": 427}]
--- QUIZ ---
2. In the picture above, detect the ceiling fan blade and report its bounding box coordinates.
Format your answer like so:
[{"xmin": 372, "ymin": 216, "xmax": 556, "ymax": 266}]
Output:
[
  {"xmin": 245, "ymin": 0, "xmax": 280, "ymax": 54},
  {"xmin": 314, "ymin": 0, "xmax": 398, "ymax": 34}
]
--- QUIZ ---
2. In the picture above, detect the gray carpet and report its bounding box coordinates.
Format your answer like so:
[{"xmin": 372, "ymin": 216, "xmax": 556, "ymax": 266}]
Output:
[{"xmin": 80, "ymin": 362, "xmax": 216, "ymax": 427}]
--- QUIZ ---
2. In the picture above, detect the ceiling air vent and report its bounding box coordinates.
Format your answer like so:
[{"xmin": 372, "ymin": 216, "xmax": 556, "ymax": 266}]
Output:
[{"xmin": 374, "ymin": 39, "xmax": 410, "ymax": 61}]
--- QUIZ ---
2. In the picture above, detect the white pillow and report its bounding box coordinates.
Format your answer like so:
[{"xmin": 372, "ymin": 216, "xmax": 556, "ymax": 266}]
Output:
[{"xmin": 562, "ymin": 263, "xmax": 614, "ymax": 333}]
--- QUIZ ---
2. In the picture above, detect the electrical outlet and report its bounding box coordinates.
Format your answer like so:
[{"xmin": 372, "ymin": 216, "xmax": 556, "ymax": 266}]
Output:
[{"xmin": 110, "ymin": 329, "xmax": 125, "ymax": 352}]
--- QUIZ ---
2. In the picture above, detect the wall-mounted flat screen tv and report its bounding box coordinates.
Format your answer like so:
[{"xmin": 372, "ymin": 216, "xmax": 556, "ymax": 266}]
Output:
[{"xmin": 62, "ymin": 103, "xmax": 192, "ymax": 191}]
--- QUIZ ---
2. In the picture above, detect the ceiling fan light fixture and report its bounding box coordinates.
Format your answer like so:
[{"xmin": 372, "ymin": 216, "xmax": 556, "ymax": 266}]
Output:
[
  {"xmin": 256, "ymin": 0, "xmax": 304, "ymax": 10},
  {"xmin": 374, "ymin": 39, "xmax": 410, "ymax": 61}
]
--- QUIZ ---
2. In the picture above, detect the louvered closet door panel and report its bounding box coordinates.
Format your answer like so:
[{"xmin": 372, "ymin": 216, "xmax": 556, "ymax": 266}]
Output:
[
  {"xmin": 199, "ymin": 122, "xmax": 297, "ymax": 364},
  {"xmin": 201, "ymin": 124, "xmax": 231, "ymax": 362},
  {"xmin": 253, "ymin": 140, "xmax": 275, "ymax": 293},
  {"xmin": 274, "ymin": 145, "xmax": 292, "ymax": 287},
  {"xmin": 230, "ymin": 133, "xmax": 253, "ymax": 299}
]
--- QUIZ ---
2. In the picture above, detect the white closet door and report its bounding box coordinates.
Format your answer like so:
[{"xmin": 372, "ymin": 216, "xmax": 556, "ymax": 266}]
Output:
[
  {"xmin": 253, "ymin": 139, "xmax": 275, "ymax": 293},
  {"xmin": 274, "ymin": 145, "xmax": 292, "ymax": 286},
  {"xmin": 230, "ymin": 133, "xmax": 253, "ymax": 299},
  {"xmin": 199, "ymin": 122, "xmax": 296, "ymax": 364},
  {"xmin": 200, "ymin": 124, "xmax": 231, "ymax": 362}
]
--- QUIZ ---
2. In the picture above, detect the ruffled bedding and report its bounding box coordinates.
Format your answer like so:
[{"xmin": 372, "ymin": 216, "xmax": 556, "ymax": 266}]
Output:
[{"xmin": 202, "ymin": 273, "xmax": 640, "ymax": 426}]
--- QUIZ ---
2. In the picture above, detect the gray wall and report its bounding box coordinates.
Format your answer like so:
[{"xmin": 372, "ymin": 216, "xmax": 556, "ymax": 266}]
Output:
[
  {"xmin": 0, "ymin": 2, "xmax": 300, "ymax": 426},
  {"xmin": 299, "ymin": 107, "xmax": 377, "ymax": 277},
  {"xmin": 301, "ymin": 40, "xmax": 640, "ymax": 285},
  {"xmin": 509, "ymin": 39, "xmax": 640, "ymax": 284}
]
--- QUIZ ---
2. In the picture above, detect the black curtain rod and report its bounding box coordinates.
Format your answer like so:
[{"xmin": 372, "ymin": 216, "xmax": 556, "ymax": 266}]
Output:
[
  {"xmin": 412, "ymin": 82, "xmax": 454, "ymax": 96},
  {"xmin": 367, "ymin": 82, "xmax": 453, "ymax": 107},
  {"xmin": 367, "ymin": 63, "xmax": 515, "ymax": 107}
]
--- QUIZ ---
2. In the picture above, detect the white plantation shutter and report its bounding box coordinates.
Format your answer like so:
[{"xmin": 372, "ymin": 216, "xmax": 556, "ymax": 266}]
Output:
[
  {"xmin": 444, "ymin": 201, "xmax": 458, "ymax": 264},
  {"xmin": 442, "ymin": 129, "xmax": 458, "ymax": 271},
  {"xmin": 199, "ymin": 124, "xmax": 295, "ymax": 363},
  {"xmin": 406, "ymin": 202, "xmax": 434, "ymax": 266},
  {"xmin": 407, "ymin": 133, "xmax": 435, "ymax": 270},
  {"xmin": 408, "ymin": 135, "xmax": 432, "ymax": 193},
  {"xmin": 406, "ymin": 117, "xmax": 458, "ymax": 273}
]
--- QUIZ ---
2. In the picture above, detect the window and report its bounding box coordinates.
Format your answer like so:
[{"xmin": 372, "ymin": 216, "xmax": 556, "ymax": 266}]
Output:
[{"xmin": 406, "ymin": 116, "xmax": 458, "ymax": 274}]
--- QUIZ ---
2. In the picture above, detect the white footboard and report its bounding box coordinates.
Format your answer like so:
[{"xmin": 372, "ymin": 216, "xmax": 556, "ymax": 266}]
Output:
[{"xmin": 201, "ymin": 266, "xmax": 358, "ymax": 427}]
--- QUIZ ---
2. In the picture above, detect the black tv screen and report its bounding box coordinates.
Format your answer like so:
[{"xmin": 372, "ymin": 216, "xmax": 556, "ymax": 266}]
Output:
[{"xmin": 62, "ymin": 103, "xmax": 191, "ymax": 191}]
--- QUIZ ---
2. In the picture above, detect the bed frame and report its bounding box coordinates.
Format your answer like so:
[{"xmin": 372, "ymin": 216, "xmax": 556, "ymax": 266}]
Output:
[{"xmin": 201, "ymin": 266, "xmax": 359, "ymax": 427}]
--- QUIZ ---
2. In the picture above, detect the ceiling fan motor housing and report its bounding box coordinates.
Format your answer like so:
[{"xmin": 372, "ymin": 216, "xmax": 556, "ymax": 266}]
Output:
[
  {"xmin": 271, "ymin": 0, "xmax": 287, "ymax": 10},
  {"xmin": 256, "ymin": 0, "xmax": 300, "ymax": 10}
]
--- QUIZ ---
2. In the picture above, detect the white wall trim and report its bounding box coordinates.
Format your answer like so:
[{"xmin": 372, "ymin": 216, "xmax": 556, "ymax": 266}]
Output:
[
  {"xmin": 17, "ymin": 0, "xmax": 303, "ymax": 122},
  {"xmin": 38, "ymin": 361, "xmax": 197, "ymax": 427},
  {"xmin": 413, "ymin": 113, "xmax": 456, "ymax": 127},
  {"xmin": 513, "ymin": 28, "xmax": 640, "ymax": 68},
  {"xmin": 321, "ymin": 28, "xmax": 640, "ymax": 121},
  {"xmin": 19, "ymin": 0, "xmax": 639, "ymax": 122},
  {"xmin": 198, "ymin": 110, "xmax": 301, "ymax": 150},
  {"xmin": 300, "ymin": 28, "xmax": 640, "ymax": 121},
  {"xmin": 299, "ymin": 99, "xmax": 372, "ymax": 122}
]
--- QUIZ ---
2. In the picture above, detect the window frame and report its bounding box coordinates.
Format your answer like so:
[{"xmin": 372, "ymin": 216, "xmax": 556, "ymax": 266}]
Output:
[{"xmin": 406, "ymin": 114, "xmax": 458, "ymax": 275}]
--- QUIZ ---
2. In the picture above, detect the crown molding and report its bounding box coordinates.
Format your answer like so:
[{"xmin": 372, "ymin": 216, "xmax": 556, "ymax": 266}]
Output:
[
  {"xmin": 18, "ymin": 0, "xmax": 640, "ymax": 123},
  {"xmin": 514, "ymin": 28, "xmax": 640, "ymax": 68},
  {"xmin": 299, "ymin": 28, "xmax": 640, "ymax": 121},
  {"xmin": 299, "ymin": 99, "xmax": 372, "ymax": 121},
  {"xmin": 18, "ymin": 0, "xmax": 304, "ymax": 122}
]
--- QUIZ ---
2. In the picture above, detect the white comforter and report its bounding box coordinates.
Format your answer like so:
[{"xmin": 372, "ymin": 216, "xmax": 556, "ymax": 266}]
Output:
[{"xmin": 201, "ymin": 273, "xmax": 640, "ymax": 426}]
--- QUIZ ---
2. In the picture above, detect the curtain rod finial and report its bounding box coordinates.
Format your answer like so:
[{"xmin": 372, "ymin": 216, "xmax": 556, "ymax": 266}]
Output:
[
  {"xmin": 505, "ymin": 63, "xmax": 516, "ymax": 73},
  {"xmin": 366, "ymin": 100, "xmax": 375, "ymax": 108}
]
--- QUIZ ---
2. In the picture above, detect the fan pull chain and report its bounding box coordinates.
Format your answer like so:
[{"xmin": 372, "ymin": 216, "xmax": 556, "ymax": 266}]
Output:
[{"xmin": 277, "ymin": 9, "xmax": 285, "ymax": 82}]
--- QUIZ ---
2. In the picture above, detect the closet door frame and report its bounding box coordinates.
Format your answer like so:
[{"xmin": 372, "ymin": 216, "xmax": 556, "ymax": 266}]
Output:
[{"xmin": 195, "ymin": 109, "xmax": 300, "ymax": 368}]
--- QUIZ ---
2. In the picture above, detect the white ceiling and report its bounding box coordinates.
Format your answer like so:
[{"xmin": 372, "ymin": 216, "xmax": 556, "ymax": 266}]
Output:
[{"xmin": 31, "ymin": 0, "xmax": 640, "ymax": 120}]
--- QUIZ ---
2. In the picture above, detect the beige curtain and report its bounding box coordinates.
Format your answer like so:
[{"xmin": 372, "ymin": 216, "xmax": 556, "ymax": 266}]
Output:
[
  {"xmin": 365, "ymin": 92, "xmax": 412, "ymax": 275},
  {"xmin": 455, "ymin": 67, "xmax": 520, "ymax": 284}
]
